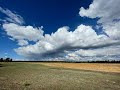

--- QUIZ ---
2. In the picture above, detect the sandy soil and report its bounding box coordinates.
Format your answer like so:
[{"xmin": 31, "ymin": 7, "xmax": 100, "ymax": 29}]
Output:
[{"xmin": 41, "ymin": 63, "xmax": 120, "ymax": 73}]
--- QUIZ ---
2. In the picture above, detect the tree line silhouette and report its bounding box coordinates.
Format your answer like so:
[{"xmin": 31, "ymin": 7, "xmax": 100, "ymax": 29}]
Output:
[
  {"xmin": 0, "ymin": 58, "xmax": 12, "ymax": 62},
  {"xmin": 0, "ymin": 58, "xmax": 120, "ymax": 63},
  {"xmin": 13, "ymin": 60, "xmax": 120, "ymax": 63}
]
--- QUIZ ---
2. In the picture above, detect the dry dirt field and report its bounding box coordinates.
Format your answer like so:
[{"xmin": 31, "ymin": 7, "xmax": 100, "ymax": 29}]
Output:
[
  {"xmin": 41, "ymin": 63, "xmax": 120, "ymax": 73},
  {"xmin": 0, "ymin": 62, "xmax": 120, "ymax": 90}
]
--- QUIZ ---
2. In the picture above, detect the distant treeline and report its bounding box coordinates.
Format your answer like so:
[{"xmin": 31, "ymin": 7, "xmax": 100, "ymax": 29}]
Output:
[
  {"xmin": 77, "ymin": 60, "xmax": 120, "ymax": 63},
  {"xmin": 12, "ymin": 60, "xmax": 120, "ymax": 63},
  {"xmin": 0, "ymin": 58, "xmax": 12, "ymax": 62},
  {"xmin": 0, "ymin": 58, "xmax": 120, "ymax": 63}
]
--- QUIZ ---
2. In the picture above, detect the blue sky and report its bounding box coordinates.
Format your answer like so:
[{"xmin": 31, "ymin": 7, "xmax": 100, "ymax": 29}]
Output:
[
  {"xmin": 0, "ymin": 0, "xmax": 120, "ymax": 61},
  {"xmin": 0, "ymin": 0, "xmax": 95, "ymax": 32}
]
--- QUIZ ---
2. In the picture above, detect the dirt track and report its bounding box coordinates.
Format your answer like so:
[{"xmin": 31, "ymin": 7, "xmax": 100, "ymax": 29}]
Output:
[{"xmin": 41, "ymin": 63, "xmax": 120, "ymax": 73}]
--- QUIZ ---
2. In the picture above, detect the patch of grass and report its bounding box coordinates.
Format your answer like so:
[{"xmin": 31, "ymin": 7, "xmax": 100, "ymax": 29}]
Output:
[
  {"xmin": 0, "ymin": 62, "xmax": 120, "ymax": 90},
  {"xmin": 24, "ymin": 82, "xmax": 31, "ymax": 87},
  {"xmin": 0, "ymin": 64, "xmax": 2, "ymax": 67}
]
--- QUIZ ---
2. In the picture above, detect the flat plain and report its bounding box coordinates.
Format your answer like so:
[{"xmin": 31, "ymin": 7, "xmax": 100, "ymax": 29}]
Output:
[
  {"xmin": 41, "ymin": 63, "xmax": 120, "ymax": 73},
  {"xmin": 0, "ymin": 62, "xmax": 120, "ymax": 90}
]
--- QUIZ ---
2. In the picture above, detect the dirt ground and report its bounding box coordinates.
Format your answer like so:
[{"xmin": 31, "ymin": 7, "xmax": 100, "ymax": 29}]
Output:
[
  {"xmin": 41, "ymin": 63, "xmax": 120, "ymax": 73},
  {"xmin": 0, "ymin": 62, "xmax": 120, "ymax": 90}
]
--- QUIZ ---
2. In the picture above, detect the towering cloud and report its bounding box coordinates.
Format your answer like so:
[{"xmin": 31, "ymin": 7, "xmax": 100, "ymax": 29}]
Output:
[{"xmin": 13, "ymin": 24, "xmax": 118, "ymax": 60}]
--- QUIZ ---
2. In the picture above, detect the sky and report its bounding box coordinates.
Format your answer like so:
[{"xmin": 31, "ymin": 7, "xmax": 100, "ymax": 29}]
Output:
[{"xmin": 0, "ymin": 0, "xmax": 120, "ymax": 61}]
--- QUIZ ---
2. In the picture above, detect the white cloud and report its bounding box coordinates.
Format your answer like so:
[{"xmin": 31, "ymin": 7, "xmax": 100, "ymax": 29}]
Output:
[
  {"xmin": 1, "ymin": 0, "xmax": 120, "ymax": 61},
  {"xmin": 18, "ymin": 40, "xmax": 28, "ymax": 46},
  {"xmin": 75, "ymin": 46, "xmax": 120, "ymax": 57},
  {"xmin": 79, "ymin": 0, "xmax": 120, "ymax": 23},
  {"xmin": 0, "ymin": 7, "xmax": 24, "ymax": 25},
  {"xmin": 3, "ymin": 23, "xmax": 44, "ymax": 42},
  {"xmin": 65, "ymin": 45, "xmax": 120, "ymax": 61},
  {"xmin": 14, "ymin": 24, "xmax": 119, "ymax": 60},
  {"xmin": 103, "ymin": 22, "xmax": 120, "ymax": 40},
  {"xmin": 79, "ymin": 0, "xmax": 120, "ymax": 40}
]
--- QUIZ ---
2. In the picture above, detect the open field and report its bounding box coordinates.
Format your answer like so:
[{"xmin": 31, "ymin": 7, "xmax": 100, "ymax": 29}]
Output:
[
  {"xmin": 41, "ymin": 63, "xmax": 120, "ymax": 73},
  {"xmin": 0, "ymin": 62, "xmax": 120, "ymax": 90}
]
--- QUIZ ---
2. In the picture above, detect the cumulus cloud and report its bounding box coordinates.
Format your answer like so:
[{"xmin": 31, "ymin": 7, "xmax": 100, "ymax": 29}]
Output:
[
  {"xmin": 79, "ymin": 0, "xmax": 120, "ymax": 39},
  {"xmin": 1, "ymin": 0, "xmax": 120, "ymax": 61},
  {"xmin": 79, "ymin": 0, "xmax": 120, "ymax": 23},
  {"xmin": 70, "ymin": 45, "xmax": 120, "ymax": 57},
  {"xmin": 66, "ymin": 45, "xmax": 120, "ymax": 61},
  {"xmin": 0, "ymin": 7, "xmax": 24, "ymax": 25},
  {"xmin": 14, "ymin": 24, "xmax": 119, "ymax": 60},
  {"xmin": 18, "ymin": 40, "xmax": 28, "ymax": 46},
  {"xmin": 3, "ymin": 23, "xmax": 44, "ymax": 46},
  {"xmin": 2, "ymin": 20, "xmax": 120, "ymax": 61}
]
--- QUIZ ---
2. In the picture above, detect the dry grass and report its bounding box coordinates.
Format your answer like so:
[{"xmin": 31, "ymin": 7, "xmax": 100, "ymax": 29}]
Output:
[
  {"xmin": 0, "ymin": 62, "xmax": 120, "ymax": 90},
  {"xmin": 41, "ymin": 63, "xmax": 120, "ymax": 73}
]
